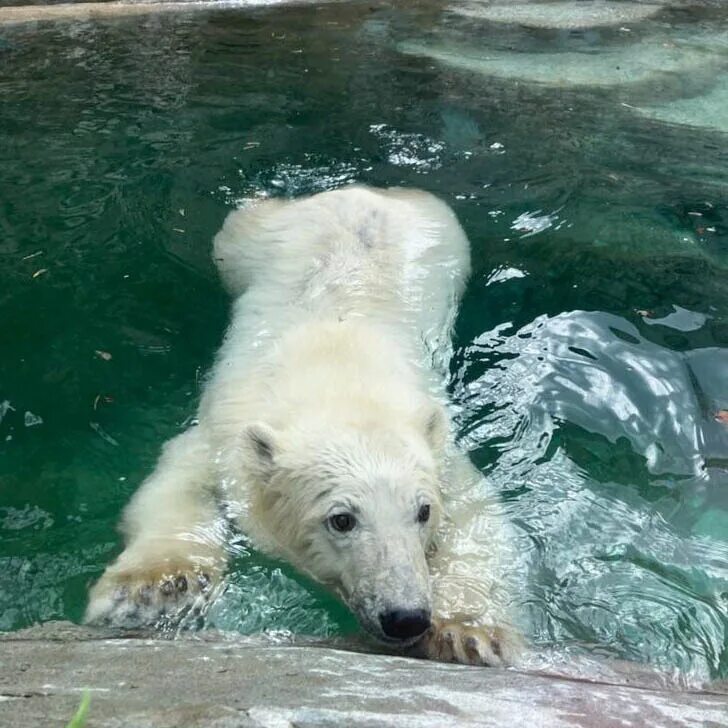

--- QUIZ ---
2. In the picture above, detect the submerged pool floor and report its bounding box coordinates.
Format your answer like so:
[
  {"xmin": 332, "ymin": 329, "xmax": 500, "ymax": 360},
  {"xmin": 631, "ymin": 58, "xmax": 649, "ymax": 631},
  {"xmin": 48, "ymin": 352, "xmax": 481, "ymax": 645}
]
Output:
[{"xmin": 0, "ymin": 0, "xmax": 726, "ymax": 684}]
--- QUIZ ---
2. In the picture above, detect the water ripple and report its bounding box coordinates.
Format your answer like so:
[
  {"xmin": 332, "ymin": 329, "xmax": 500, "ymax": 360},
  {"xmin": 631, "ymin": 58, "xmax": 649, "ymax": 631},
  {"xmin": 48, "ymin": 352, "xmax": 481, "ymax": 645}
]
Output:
[{"xmin": 454, "ymin": 309, "xmax": 728, "ymax": 678}]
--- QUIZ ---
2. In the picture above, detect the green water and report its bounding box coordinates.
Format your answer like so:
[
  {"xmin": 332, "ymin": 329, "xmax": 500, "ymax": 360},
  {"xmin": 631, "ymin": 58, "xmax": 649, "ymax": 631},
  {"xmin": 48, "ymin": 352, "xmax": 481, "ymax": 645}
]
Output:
[{"xmin": 1, "ymin": 0, "xmax": 727, "ymax": 682}]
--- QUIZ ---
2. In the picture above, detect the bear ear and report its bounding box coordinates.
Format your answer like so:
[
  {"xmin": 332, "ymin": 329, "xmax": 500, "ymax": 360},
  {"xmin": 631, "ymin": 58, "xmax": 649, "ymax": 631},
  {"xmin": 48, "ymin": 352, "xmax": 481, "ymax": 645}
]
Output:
[
  {"xmin": 243, "ymin": 422, "xmax": 279, "ymax": 474},
  {"xmin": 421, "ymin": 403, "xmax": 449, "ymax": 452}
]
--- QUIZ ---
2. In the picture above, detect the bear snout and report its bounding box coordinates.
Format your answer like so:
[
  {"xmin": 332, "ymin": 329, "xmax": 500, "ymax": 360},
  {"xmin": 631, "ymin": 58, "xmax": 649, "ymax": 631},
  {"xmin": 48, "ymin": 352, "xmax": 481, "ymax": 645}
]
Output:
[{"xmin": 379, "ymin": 608, "xmax": 431, "ymax": 641}]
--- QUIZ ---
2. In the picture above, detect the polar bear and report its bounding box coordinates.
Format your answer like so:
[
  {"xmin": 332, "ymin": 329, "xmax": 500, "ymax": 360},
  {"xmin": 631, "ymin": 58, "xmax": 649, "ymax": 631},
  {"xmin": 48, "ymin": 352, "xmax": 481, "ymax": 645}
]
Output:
[{"xmin": 86, "ymin": 185, "xmax": 521, "ymax": 666}]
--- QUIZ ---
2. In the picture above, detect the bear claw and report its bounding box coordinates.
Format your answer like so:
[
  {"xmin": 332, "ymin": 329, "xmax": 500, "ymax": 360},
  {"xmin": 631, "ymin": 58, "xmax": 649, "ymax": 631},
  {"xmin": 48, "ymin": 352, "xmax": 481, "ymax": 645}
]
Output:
[
  {"xmin": 415, "ymin": 618, "xmax": 521, "ymax": 667},
  {"xmin": 86, "ymin": 564, "xmax": 218, "ymax": 629}
]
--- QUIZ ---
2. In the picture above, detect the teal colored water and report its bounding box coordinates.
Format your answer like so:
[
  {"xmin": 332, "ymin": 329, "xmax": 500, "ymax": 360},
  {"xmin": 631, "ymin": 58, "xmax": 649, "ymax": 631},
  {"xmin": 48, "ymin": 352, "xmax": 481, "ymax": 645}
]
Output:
[{"xmin": 1, "ymin": 0, "xmax": 727, "ymax": 682}]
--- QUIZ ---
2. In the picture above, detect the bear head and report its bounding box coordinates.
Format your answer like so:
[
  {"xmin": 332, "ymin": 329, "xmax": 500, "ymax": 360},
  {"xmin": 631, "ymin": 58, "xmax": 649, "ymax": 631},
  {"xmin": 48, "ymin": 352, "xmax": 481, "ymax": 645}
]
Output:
[{"xmin": 238, "ymin": 404, "xmax": 448, "ymax": 645}]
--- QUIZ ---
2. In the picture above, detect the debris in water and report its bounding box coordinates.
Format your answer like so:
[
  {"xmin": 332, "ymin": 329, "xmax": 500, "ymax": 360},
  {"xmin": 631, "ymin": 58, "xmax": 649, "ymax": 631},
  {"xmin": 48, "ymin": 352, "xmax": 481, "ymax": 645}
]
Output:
[
  {"xmin": 714, "ymin": 410, "xmax": 728, "ymax": 424},
  {"xmin": 21, "ymin": 250, "xmax": 43, "ymax": 261},
  {"xmin": 32, "ymin": 268, "xmax": 47, "ymax": 278},
  {"xmin": 90, "ymin": 421, "xmax": 119, "ymax": 446},
  {"xmin": 24, "ymin": 411, "xmax": 43, "ymax": 427},
  {"xmin": 93, "ymin": 394, "xmax": 114, "ymax": 411},
  {"xmin": 95, "ymin": 350, "xmax": 112, "ymax": 361},
  {"xmin": 0, "ymin": 400, "xmax": 14, "ymax": 425}
]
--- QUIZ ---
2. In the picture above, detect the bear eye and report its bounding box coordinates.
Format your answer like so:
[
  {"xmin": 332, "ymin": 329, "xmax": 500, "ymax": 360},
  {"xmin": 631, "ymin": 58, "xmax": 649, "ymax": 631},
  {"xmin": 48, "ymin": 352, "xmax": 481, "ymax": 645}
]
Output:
[
  {"xmin": 329, "ymin": 513, "xmax": 356, "ymax": 533},
  {"xmin": 417, "ymin": 504, "xmax": 431, "ymax": 524}
]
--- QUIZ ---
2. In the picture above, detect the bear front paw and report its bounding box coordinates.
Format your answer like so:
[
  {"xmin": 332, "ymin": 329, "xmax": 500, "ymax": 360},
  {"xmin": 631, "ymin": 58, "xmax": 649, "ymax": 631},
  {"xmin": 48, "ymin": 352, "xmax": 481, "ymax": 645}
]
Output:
[
  {"xmin": 416, "ymin": 618, "xmax": 522, "ymax": 667},
  {"xmin": 85, "ymin": 562, "xmax": 218, "ymax": 629}
]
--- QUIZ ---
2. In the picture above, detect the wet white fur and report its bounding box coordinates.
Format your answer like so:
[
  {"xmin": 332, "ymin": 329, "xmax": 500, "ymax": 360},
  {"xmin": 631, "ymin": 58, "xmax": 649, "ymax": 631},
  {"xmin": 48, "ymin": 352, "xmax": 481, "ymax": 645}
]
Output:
[{"xmin": 86, "ymin": 186, "xmax": 517, "ymax": 647}]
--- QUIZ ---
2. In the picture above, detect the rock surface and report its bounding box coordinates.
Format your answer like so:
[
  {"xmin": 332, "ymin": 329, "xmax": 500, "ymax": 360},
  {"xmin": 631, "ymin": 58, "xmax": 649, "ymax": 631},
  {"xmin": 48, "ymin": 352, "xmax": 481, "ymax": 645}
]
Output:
[
  {"xmin": 0, "ymin": 622, "xmax": 727, "ymax": 727},
  {"xmin": 637, "ymin": 76, "xmax": 728, "ymax": 133},
  {"xmin": 398, "ymin": 41, "xmax": 718, "ymax": 89},
  {"xmin": 452, "ymin": 1, "xmax": 663, "ymax": 30}
]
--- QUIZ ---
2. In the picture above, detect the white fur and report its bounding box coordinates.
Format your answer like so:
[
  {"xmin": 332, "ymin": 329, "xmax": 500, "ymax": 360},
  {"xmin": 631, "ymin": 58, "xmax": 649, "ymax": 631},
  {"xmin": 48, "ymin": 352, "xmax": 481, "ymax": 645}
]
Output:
[{"xmin": 86, "ymin": 186, "xmax": 519, "ymax": 663}]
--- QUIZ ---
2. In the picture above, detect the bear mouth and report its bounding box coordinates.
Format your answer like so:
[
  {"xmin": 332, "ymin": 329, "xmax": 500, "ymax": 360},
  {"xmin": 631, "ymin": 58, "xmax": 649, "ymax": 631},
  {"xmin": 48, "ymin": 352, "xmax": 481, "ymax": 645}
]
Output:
[
  {"xmin": 374, "ymin": 632, "xmax": 426, "ymax": 648},
  {"xmin": 359, "ymin": 618, "xmax": 431, "ymax": 648}
]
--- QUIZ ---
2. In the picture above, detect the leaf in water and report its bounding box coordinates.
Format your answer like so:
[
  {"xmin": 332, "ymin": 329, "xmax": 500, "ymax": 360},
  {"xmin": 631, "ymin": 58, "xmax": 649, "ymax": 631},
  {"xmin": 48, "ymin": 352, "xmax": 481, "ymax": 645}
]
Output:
[
  {"xmin": 24, "ymin": 411, "xmax": 43, "ymax": 427},
  {"xmin": 0, "ymin": 400, "xmax": 14, "ymax": 425},
  {"xmin": 89, "ymin": 422, "xmax": 119, "ymax": 446},
  {"xmin": 93, "ymin": 394, "xmax": 114, "ymax": 411}
]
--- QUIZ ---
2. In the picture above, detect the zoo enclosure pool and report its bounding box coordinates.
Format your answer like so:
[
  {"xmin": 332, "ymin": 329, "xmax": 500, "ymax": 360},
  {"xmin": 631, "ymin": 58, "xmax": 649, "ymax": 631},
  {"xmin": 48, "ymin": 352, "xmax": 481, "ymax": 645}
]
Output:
[{"xmin": 0, "ymin": 0, "xmax": 727, "ymax": 688}]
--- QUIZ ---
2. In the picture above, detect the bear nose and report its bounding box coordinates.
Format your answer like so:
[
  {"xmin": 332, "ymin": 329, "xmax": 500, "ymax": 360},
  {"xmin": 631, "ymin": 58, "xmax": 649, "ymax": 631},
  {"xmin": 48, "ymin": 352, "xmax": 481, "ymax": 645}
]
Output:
[{"xmin": 379, "ymin": 609, "xmax": 431, "ymax": 640}]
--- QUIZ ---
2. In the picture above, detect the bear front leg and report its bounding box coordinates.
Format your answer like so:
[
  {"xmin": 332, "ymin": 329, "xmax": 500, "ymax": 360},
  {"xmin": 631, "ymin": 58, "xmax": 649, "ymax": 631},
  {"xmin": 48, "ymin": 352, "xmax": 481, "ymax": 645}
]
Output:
[
  {"xmin": 85, "ymin": 427, "xmax": 228, "ymax": 628},
  {"xmin": 417, "ymin": 451, "xmax": 524, "ymax": 667}
]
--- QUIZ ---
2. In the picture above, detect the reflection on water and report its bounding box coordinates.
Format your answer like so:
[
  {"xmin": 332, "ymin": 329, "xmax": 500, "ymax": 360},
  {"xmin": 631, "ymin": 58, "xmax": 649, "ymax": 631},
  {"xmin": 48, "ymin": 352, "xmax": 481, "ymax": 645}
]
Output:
[
  {"xmin": 465, "ymin": 310, "xmax": 711, "ymax": 476},
  {"xmin": 455, "ymin": 309, "xmax": 728, "ymax": 679},
  {"xmin": 0, "ymin": 0, "xmax": 727, "ymax": 684}
]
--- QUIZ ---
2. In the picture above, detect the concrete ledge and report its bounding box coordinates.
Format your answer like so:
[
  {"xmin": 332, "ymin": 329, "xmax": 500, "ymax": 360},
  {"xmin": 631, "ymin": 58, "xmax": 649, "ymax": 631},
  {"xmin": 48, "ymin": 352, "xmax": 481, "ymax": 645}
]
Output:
[{"xmin": 0, "ymin": 622, "xmax": 726, "ymax": 727}]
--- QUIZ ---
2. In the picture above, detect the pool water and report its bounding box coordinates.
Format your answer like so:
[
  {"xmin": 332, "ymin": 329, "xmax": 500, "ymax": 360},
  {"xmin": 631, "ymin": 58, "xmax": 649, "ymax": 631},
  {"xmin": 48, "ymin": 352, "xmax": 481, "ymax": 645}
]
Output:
[{"xmin": 1, "ymin": 0, "xmax": 727, "ymax": 684}]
